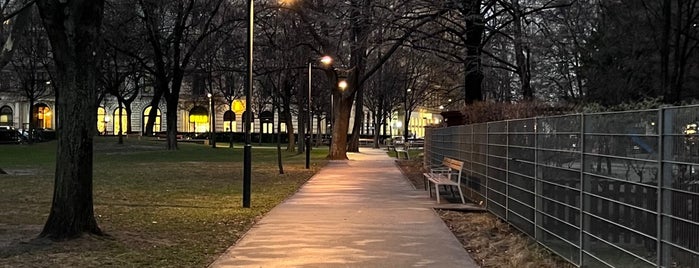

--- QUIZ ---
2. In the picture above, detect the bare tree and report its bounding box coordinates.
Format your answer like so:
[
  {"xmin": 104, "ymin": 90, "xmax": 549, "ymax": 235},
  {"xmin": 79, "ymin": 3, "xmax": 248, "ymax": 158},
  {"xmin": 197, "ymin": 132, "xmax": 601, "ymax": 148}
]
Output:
[
  {"xmin": 0, "ymin": 0, "xmax": 32, "ymax": 69},
  {"xmin": 135, "ymin": 0, "xmax": 230, "ymax": 149},
  {"xmin": 9, "ymin": 5, "xmax": 52, "ymax": 143}
]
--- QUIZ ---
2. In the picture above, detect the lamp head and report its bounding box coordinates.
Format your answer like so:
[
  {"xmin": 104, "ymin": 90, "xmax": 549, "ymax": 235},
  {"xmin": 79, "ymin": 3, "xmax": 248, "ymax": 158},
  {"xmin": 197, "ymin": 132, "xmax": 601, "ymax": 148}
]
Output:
[{"xmin": 320, "ymin": 56, "xmax": 333, "ymax": 66}]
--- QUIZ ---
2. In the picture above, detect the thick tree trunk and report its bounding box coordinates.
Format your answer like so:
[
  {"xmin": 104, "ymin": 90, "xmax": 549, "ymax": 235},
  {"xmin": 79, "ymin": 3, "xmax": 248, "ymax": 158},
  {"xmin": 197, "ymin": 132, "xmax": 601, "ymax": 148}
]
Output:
[
  {"xmin": 124, "ymin": 104, "xmax": 133, "ymax": 133},
  {"xmin": 165, "ymin": 97, "xmax": 178, "ymax": 150},
  {"xmin": 144, "ymin": 88, "xmax": 164, "ymax": 136},
  {"xmin": 512, "ymin": 0, "xmax": 533, "ymax": 100},
  {"xmin": 464, "ymin": 0, "xmax": 484, "ymax": 104},
  {"xmin": 37, "ymin": 0, "xmax": 105, "ymax": 240},
  {"xmin": 347, "ymin": 85, "xmax": 364, "ymax": 152},
  {"xmin": 329, "ymin": 90, "xmax": 355, "ymax": 160}
]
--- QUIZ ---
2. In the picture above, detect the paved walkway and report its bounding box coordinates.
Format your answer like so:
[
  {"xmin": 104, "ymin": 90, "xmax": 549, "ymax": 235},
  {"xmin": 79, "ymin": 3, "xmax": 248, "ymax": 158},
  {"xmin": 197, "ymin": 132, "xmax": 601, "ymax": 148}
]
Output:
[{"xmin": 210, "ymin": 148, "xmax": 478, "ymax": 268}]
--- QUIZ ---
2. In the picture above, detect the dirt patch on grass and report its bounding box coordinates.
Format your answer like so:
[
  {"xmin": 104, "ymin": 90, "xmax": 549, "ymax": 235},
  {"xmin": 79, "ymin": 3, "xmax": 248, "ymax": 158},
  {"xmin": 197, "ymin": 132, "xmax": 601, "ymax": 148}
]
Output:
[{"xmin": 395, "ymin": 159, "xmax": 575, "ymax": 268}]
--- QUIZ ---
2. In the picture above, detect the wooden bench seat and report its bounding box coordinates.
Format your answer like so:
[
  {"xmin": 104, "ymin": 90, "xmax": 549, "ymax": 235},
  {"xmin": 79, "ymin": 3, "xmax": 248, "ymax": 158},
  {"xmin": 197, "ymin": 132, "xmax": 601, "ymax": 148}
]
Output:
[
  {"xmin": 394, "ymin": 143, "xmax": 410, "ymax": 159},
  {"xmin": 422, "ymin": 157, "xmax": 465, "ymax": 204}
]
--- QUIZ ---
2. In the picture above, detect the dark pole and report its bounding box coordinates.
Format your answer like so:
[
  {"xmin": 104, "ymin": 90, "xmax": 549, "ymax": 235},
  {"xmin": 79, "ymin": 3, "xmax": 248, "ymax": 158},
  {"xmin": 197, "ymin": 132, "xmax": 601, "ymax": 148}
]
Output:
[
  {"xmin": 305, "ymin": 62, "xmax": 311, "ymax": 169},
  {"xmin": 242, "ymin": 0, "xmax": 253, "ymax": 208}
]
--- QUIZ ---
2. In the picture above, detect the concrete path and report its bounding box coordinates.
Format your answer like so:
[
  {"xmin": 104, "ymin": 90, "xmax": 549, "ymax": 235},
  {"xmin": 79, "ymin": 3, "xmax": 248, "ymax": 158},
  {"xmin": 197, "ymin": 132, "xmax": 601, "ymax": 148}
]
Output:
[{"xmin": 210, "ymin": 148, "xmax": 478, "ymax": 268}]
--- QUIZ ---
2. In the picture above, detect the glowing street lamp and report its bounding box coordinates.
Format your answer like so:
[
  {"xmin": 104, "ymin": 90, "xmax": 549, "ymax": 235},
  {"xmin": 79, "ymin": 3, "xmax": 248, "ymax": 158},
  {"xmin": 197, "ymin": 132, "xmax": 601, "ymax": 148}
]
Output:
[{"xmin": 320, "ymin": 56, "xmax": 333, "ymax": 66}]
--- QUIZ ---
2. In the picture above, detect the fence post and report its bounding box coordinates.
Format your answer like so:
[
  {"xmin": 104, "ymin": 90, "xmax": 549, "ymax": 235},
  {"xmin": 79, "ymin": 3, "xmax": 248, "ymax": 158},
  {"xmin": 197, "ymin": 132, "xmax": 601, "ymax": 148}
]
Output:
[
  {"xmin": 506, "ymin": 120, "xmax": 510, "ymax": 222},
  {"xmin": 534, "ymin": 117, "xmax": 540, "ymax": 241},
  {"xmin": 657, "ymin": 107, "xmax": 673, "ymax": 267},
  {"xmin": 579, "ymin": 113, "xmax": 585, "ymax": 266}
]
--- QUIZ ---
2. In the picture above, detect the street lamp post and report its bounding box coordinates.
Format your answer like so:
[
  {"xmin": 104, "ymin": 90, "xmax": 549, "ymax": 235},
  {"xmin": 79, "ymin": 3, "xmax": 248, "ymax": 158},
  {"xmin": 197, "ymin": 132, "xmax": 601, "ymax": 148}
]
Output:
[
  {"xmin": 305, "ymin": 61, "xmax": 312, "ymax": 169},
  {"xmin": 321, "ymin": 56, "xmax": 334, "ymax": 149},
  {"xmin": 208, "ymin": 93, "xmax": 214, "ymax": 148},
  {"xmin": 242, "ymin": 0, "xmax": 253, "ymax": 208}
]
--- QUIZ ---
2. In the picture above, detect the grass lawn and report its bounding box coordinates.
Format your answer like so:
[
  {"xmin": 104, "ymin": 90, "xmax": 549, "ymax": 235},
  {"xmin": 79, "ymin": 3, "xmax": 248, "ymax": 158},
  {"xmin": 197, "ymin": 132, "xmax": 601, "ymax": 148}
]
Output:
[{"xmin": 0, "ymin": 137, "xmax": 328, "ymax": 267}]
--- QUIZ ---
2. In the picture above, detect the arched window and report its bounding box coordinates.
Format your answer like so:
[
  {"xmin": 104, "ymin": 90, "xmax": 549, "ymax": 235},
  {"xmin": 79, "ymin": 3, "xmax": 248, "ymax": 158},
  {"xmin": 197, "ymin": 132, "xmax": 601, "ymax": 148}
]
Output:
[
  {"xmin": 34, "ymin": 103, "xmax": 52, "ymax": 129},
  {"xmin": 143, "ymin": 106, "xmax": 161, "ymax": 134},
  {"xmin": 97, "ymin": 107, "xmax": 106, "ymax": 134},
  {"xmin": 0, "ymin": 106, "xmax": 13, "ymax": 126},
  {"xmin": 260, "ymin": 111, "xmax": 273, "ymax": 134},
  {"xmin": 223, "ymin": 110, "xmax": 236, "ymax": 132},
  {"xmin": 189, "ymin": 106, "xmax": 209, "ymax": 133},
  {"xmin": 113, "ymin": 108, "xmax": 128, "ymax": 135}
]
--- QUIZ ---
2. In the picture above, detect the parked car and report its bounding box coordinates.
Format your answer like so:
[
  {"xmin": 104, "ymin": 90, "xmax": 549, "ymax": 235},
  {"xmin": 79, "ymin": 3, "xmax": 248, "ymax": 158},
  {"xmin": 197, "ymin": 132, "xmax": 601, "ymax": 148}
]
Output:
[{"xmin": 0, "ymin": 127, "xmax": 21, "ymax": 144}]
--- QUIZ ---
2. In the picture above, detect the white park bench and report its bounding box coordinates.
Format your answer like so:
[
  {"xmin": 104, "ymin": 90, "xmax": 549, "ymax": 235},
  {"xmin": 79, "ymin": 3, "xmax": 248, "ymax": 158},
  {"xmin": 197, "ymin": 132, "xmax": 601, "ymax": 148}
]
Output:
[{"xmin": 422, "ymin": 158, "xmax": 466, "ymax": 204}]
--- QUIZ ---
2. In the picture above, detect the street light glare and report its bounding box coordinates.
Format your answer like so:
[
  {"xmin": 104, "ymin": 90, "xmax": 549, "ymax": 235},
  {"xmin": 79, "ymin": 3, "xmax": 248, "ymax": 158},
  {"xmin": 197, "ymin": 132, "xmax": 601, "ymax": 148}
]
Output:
[
  {"xmin": 321, "ymin": 56, "xmax": 333, "ymax": 65},
  {"xmin": 338, "ymin": 80, "xmax": 348, "ymax": 90}
]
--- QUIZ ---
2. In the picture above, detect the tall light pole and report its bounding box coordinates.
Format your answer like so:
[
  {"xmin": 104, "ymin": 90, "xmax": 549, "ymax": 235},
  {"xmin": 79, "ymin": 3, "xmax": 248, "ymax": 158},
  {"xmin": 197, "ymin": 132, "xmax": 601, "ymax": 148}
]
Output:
[
  {"xmin": 305, "ymin": 61, "xmax": 312, "ymax": 169},
  {"xmin": 242, "ymin": 0, "xmax": 253, "ymax": 208},
  {"xmin": 320, "ymin": 56, "xmax": 334, "ymax": 148}
]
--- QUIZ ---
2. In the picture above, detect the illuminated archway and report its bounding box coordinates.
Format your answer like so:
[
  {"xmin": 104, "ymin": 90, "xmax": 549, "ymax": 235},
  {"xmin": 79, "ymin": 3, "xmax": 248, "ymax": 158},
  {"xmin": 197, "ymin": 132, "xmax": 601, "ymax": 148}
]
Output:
[
  {"xmin": 223, "ymin": 110, "xmax": 236, "ymax": 132},
  {"xmin": 260, "ymin": 111, "xmax": 273, "ymax": 134},
  {"xmin": 34, "ymin": 103, "xmax": 52, "ymax": 129},
  {"xmin": 97, "ymin": 107, "xmax": 106, "ymax": 134},
  {"xmin": 113, "ymin": 108, "xmax": 128, "ymax": 135},
  {"xmin": 189, "ymin": 106, "xmax": 209, "ymax": 133},
  {"xmin": 0, "ymin": 106, "xmax": 13, "ymax": 127},
  {"xmin": 143, "ymin": 106, "xmax": 161, "ymax": 134}
]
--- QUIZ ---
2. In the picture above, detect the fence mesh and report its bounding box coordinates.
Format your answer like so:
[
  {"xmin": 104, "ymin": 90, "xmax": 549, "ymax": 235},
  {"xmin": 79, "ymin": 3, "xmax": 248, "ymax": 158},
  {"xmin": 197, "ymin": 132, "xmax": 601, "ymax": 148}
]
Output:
[{"xmin": 425, "ymin": 106, "xmax": 699, "ymax": 267}]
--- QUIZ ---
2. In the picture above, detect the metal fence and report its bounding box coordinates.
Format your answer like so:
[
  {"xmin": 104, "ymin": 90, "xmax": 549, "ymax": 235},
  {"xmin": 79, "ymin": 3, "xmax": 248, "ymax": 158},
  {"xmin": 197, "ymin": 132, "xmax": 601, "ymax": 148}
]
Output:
[{"xmin": 424, "ymin": 106, "xmax": 699, "ymax": 268}]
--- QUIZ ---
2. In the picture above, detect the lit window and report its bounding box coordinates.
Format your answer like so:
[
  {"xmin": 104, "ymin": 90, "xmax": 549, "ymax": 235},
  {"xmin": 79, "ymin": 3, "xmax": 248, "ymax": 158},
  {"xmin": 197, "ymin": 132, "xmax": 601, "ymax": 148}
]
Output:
[
  {"xmin": 143, "ymin": 106, "xmax": 161, "ymax": 133},
  {"xmin": 113, "ymin": 108, "xmax": 129, "ymax": 135}
]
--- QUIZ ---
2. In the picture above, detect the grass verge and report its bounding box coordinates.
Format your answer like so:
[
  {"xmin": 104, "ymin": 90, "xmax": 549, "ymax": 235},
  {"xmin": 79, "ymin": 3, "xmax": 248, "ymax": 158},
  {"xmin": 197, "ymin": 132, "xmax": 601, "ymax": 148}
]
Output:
[{"xmin": 0, "ymin": 137, "xmax": 327, "ymax": 267}]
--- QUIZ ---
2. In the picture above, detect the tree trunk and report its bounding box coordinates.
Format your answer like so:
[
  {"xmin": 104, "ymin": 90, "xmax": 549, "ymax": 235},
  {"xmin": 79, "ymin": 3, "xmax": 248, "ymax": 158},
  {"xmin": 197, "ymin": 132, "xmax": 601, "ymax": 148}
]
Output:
[
  {"xmin": 28, "ymin": 98, "xmax": 34, "ymax": 144},
  {"xmin": 117, "ymin": 99, "xmax": 123, "ymax": 144},
  {"xmin": 124, "ymin": 103, "xmax": 133, "ymax": 133},
  {"xmin": 329, "ymin": 89, "xmax": 355, "ymax": 160},
  {"xmin": 165, "ymin": 97, "xmax": 178, "ymax": 150},
  {"xmin": 37, "ymin": 0, "xmax": 105, "ymax": 240},
  {"xmin": 211, "ymin": 97, "xmax": 216, "ymax": 148},
  {"xmin": 347, "ymin": 85, "xmax": 364, "ymax": 152},
  {"xmin": 660, "ymin": 0, "xmax": 671, "ymax": 102},
  {"xmin": 464, "ymin": 0, "xmax": 485, "ymax": 104},
  {"xmin": 372, "ymin": 106, "xmax": 382, "ymax": 149},
  {"xmin": 144, "ymin": 89, "xmax": 164, "ymax": 136},
  {"xmin": 404, "ymin": 110, "xmax": 412, "ymax": 140},
  {"xmin": 163, "ymin": 70, "xmax": 183, "ymax": 150},
  {"xmin": 282, "ymin": 78, "xmax": 295, "ymax": 152},
  {"xmin": 297, "ymin": 106, "xmax": 305, "ymax": 153},
  {"xmin": 512, "ymin": 0, "xmax": 533, "ymax": 100}
]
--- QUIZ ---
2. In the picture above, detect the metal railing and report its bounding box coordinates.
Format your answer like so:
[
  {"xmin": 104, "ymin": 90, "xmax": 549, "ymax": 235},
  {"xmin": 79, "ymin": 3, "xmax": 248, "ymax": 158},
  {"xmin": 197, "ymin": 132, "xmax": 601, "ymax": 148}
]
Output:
[{"xmin": 424, "ymin": 106, "xmax": 699, "ymax": 267}]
